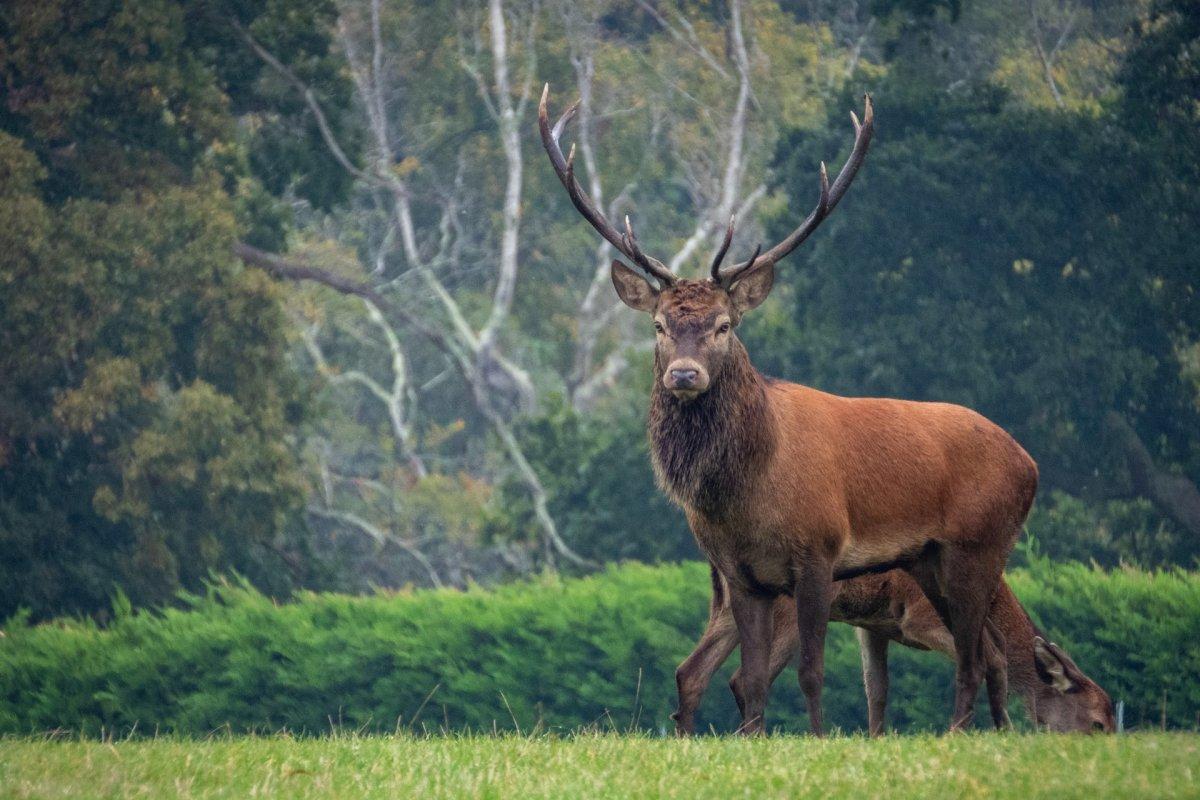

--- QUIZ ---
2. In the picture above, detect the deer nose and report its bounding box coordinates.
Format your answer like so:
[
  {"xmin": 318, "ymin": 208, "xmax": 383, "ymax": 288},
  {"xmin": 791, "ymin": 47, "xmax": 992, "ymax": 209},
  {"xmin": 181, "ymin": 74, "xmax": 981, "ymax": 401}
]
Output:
[{"xmin": 670, "ymin": 368, "xmax": 699, "ymax": 387}]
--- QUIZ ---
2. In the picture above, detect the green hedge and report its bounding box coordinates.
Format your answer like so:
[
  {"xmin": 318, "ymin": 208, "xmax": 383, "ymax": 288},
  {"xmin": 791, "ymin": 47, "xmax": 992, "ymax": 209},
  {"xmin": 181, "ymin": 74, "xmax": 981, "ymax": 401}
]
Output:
[{"xmin": 1, "ymin": 560, "xmax": 1197, "ymax": 735}]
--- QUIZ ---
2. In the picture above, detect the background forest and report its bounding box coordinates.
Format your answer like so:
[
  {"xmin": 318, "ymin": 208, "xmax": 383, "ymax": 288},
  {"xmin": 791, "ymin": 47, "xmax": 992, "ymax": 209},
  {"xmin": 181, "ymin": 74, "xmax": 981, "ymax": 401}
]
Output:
[{"xmin": 2, "ymin": 0, "xmax": 1198, "ymax": 623}]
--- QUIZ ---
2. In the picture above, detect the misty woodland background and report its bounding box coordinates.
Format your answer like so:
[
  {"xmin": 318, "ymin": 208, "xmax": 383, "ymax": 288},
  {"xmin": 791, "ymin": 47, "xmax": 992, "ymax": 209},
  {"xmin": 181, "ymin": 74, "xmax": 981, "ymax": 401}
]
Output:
[{"xmin": 1, "ymin": 0, "xmax": 1198, "ymax": 623}]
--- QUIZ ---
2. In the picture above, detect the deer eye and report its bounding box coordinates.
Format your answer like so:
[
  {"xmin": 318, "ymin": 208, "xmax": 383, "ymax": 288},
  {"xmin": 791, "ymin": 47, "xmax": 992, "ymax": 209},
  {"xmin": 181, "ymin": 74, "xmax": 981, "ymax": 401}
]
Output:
[
  {"xmin": 717, "ymin": 322, "xmax": 731, "ymax": 335},
  {"xmin": 653, "ymin": 321, "xmax": 665, "ymax": 334}
]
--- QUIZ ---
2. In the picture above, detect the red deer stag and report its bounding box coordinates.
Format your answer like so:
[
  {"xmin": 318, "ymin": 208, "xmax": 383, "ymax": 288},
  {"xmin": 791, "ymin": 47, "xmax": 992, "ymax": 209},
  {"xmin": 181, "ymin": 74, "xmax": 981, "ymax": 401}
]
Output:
[
  {"xmin": 673, "ymin": 566, "xmax": 1115, "ymax": 734},
  {"xmin": 539, "ymin": 85, "xmax": 1038, "ymax": 734}
]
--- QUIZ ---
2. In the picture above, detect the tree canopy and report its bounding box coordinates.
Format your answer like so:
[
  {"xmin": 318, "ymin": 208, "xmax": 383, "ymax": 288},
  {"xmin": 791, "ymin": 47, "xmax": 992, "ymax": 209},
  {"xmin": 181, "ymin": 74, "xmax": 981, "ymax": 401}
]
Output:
[
  {"xmin": 1, "ymin": 0, "xmax": 1197, "ymax": 618},
  {"xmin": 0, "ymin": 0, "xmax": 351, "ymax": 616}
]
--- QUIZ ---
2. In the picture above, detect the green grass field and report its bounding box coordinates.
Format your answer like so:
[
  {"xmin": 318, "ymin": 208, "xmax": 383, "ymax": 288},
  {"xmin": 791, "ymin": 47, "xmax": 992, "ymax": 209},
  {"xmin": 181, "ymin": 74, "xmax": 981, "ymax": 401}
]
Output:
[{"xmin": 1, "ymin": 733, "xmax": 1196, "ymax": 799}]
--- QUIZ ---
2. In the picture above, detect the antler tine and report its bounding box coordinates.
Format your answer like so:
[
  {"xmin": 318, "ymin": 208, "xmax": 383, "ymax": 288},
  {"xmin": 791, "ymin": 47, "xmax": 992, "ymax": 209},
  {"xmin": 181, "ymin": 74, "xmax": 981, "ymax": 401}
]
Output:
[
  {"xmin": 621, "ymin": 216, "xmax": 675, "ymax": 284},
  {"xmin": 709, "ymin": 215, "xmax": 736, "ymax": 282},
  {"xmin": 622, "ymin": 215, "xmax": 642, "ymax": 261},
  {"xmin": 716, "ymin": 243, "xmax": 762, "ymax": 288},
  {"xmin": 551, "ymin": 100, "xmax": 579, "ymax": 146},
  {"xmin": 538, "ymin": 84, "xmax": 675, "ymax": 286},
  {"xmin": 717, "ymin": 93, "xmax": 874, "ymax": 283},
  {"xmin": 818, "ymin": 160, "xmax": 831, "ymax": 214},
  {"xmin": 622, "ymin": 215, "xmax": 647, "ymax": 267},
  {"xmin": 538, "ymin": 84, "xmax": 577, "ymax": 188}
]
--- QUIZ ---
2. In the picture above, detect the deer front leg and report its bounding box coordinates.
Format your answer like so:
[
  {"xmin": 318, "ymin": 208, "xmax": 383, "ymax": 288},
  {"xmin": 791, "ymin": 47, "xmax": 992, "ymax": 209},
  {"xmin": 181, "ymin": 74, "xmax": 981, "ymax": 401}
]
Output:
[
  {"xmin": 856, "ymin": 627, "xmax": 890, "ymax": 736},
  {"xmin": 672, "ymin": 604, "xmax": 739, "ymax": 735},
  {"xmin": 727, "ymin": 589, "xmax": 774, "ymax": 735},
  {"xmin": 729, "ymin": 598, "xmax": 801, "ymax": 720},
  {"xmin": 794, "ymin": 558, "xmax": 834, "ymax": 736}
]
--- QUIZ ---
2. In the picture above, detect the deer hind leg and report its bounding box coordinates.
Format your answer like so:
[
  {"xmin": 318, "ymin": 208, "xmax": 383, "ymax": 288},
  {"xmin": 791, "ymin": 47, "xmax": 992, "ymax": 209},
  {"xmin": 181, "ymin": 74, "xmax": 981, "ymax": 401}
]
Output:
[
  {"xmin": 899, "ymin": 587, "xmax": 1013, "ymax": 733},
  {"xmin": 905, "ymin": 546, "xmax": 1001, "ymax": 732},
  {"xmin": 856, "ymin": 628, "xmax": 890, "ymax": 736},
  {"xmin": 936, "ymin": 544, "xmax": 1007, "ymax": 732},
  {"xmin": 983, "ymin": 618, "xmax": 1012, "ymax": 730},
  {"xmin": 673, "ymin": 605, "xmax": 739, "ymax": 736}
]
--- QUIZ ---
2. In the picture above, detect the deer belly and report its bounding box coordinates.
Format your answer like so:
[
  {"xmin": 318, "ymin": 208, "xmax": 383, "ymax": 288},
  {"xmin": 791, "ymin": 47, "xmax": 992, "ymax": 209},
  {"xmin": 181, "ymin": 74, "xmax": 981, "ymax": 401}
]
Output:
[
  {"xmin": 834, "ymin": 533, "xmax": 934, "ymax": 579},
  {"xmin": 706, "ymin": 538, "xmax": 796, "ymax": 597}
]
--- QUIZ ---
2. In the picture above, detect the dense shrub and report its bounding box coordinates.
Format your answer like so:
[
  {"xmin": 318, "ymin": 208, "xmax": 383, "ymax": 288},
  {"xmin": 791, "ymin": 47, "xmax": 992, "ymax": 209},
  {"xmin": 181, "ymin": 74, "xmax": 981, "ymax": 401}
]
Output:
[{"xmin": 1, "ymin": 560, "xmax": 1197, "ymax": 736}]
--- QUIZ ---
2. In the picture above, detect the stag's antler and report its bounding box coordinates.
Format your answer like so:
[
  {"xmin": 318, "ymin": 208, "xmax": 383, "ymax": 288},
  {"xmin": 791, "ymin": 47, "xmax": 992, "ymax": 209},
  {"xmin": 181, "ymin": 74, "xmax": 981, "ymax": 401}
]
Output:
[
  {"xmin": 708, "ymin": 216, "xmax": 763, "ymax": 284},
  {"xmin": 539, "ymin": 84, "xmax": 676, "ymax": 287},
  {"xmin": 709, "ymin": 216, "xmax": 736, "ymax": 282},
  {"xmin": 541, "ymin": 84, "xmax": 873, "ymax": 290},
  {"xmin": 713, "ymin": 95, "xmax": 874, "ymax": 289}
]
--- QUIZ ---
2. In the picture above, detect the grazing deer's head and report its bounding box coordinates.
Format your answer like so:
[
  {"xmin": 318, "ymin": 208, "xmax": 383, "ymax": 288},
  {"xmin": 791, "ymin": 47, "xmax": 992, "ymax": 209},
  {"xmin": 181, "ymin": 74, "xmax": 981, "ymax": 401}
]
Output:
[
  {"xmin": 539, "ymin": 85, "xmax": 873, "ymax": 401},
  {"xmin": 1032, "ymin": 637, "xmax": 1116, "ymax": 733}
]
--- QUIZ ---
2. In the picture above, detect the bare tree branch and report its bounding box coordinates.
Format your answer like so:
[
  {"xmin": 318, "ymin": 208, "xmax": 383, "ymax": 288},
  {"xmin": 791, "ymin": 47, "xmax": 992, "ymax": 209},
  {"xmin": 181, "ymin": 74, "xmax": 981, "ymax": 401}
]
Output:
[
  {"xmin": 308, "ymin": 505, "xmax": 445, "ymax": 587},
  {"xmin": 1106, "ymin": 412, "xmax": 1200, "ymax": 540},
  {"xmin": 458, "ymin": 13, "xmax": 501, "ymax": 122},
  {"xmin": 667, "ymin": 0, "xmax": 755, "ymax": 275},
  {"xmin": 1028, "ymin": 0, "xmax": 1077, "ymax": 108},
  {"xmin": 477, "ymin": 400, "xmax": 596, "ymax": 568},
  {"xmin": 477, "ymin": 0, "xmax": 533, "ymax": 353},
  {"xmin": 635, "ymin": 0, "xmax": 730, "ymax": 79},
  {"xmin": 234, "ymin": 241, "xmax": 457, "ymax": 357},
  {"xmin": 243, "ymin": 1, "xmax": 611, "ymax": 570},
  {"xmin": 298, "ymin": 298, "xmax": 428, "ymax": 478},
  {"xmin": 231, "ymin": 18, "xmax": 391, "ymax": 189}
]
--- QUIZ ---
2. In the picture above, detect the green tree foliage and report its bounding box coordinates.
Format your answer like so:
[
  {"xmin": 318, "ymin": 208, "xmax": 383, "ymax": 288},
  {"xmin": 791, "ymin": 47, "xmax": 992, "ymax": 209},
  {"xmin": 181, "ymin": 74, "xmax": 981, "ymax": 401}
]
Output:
[
  {"xmin": 3, "ymin": 0, "xmax": 1200, "ymax": 620},
  {"xmin": 486, "ymin": 402, "xmax": 697, "ymax": 565},
  {"xmin": 1115, "ymin": 0, "xmax": 1200, "ymax": 373},
  {"xmin": 2, "ymin": 560, "xmax": 1196, "ymax": 735},
  {"xmin": 753, "ymin": 59, "xmax": 1200, "ymax": 565},
  {"xmin": 1119, "ymin": 0, "xmax": 1200, "ymax": 128},
  {"xmin": 0, "ymin": 0, "xmax": 355, "ymax": 215},
  {"xmin": 0, "ymin": 0, "xmax": 355, "ymax": 619}
]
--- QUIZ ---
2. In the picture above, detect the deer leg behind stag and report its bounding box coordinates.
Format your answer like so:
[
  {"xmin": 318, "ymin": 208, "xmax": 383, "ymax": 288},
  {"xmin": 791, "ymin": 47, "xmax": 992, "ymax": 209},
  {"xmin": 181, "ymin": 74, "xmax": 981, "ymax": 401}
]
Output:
[
  {"xmin": 672, "ymin": 601, "xmax": 739, "ymax": 735},
  {"xmin": 857, "ymin": 628, "xmax": 891, "ymax": 736},
  {"xmin": 983, "ymin": 618, "xmax": 1012, "ymax": 729}
]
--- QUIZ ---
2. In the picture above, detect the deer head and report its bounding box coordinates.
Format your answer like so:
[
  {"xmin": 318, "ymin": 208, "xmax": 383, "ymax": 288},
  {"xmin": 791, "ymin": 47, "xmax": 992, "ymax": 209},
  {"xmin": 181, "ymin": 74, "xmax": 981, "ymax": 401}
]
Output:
[
  {"xmin": 539, "ymin": 85, "xmax": 873, "ymax": 401},
  {"xmin": 1032, "ymin": 636, "xmax": 1116, "ymax": 733}
]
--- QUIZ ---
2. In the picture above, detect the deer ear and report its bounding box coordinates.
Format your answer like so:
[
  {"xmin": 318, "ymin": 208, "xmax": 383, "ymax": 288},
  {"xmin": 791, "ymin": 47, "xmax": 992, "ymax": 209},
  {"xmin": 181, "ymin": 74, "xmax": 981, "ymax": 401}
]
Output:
[
  {"xmin": 611, "ymin": 260, "xmax": 659, "ymax": 312},
  {"xmin": 1034, "ymin": 636, "xmax": 1082, "ymax": 694},
  {"xmin": 728, "ymin": 261, "xmax": 774, "ymax": 314}
]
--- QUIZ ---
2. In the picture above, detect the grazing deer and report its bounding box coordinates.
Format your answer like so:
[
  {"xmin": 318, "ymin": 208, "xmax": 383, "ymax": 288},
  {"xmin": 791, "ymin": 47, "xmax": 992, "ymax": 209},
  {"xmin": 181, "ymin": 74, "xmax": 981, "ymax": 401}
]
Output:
[
  {"xmin": 539, "ymin": 85, "xmax": 1038, "ymax": 734},
  {"xmin": 672, "ymin": 566, "xmax": 1115, "ymax": 734}
]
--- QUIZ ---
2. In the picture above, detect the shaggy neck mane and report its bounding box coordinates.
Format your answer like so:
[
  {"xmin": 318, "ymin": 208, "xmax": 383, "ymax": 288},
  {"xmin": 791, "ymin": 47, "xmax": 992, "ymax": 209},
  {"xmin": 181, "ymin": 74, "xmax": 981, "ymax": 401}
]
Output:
[{"xmin": 648, "ymin": 338, "xmax": 775, "ymax": 519}]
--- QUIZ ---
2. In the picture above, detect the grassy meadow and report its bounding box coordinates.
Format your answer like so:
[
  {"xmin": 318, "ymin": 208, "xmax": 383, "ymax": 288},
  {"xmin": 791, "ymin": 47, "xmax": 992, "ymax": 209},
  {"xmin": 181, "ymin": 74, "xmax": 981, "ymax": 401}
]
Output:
[{"xmin": 1, "ymin": 732, "xmax": 1196, "ymax": 799}]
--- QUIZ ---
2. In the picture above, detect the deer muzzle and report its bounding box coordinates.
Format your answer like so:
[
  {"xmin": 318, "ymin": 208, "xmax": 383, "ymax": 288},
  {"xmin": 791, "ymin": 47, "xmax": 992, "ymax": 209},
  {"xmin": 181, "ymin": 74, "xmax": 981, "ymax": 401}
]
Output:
[{"xmin": 664, "ymin": 359, "xmax": 709, "ymax": 399}]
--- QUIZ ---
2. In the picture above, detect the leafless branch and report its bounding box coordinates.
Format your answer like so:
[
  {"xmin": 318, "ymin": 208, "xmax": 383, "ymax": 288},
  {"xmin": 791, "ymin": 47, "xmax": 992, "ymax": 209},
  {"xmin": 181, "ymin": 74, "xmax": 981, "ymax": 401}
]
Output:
[
  {"xmin": 667, "ymin": 0, "xmax": 755, "ymax": 275},
  {"xmin": 1028, "ymin": 0, "xmax": 1077, "ymax": 108},
  {"xmin": 252, "ymin": 1, "xmax": 593, "ymax": 570},
  {"xmin": 635, "ymin": 0, "xmax": 730, "ymax": 80},
  {"xmin": 477, "ymin": 0, "xmax": 529, "ymax": 351},
  {"xmin": 307, "ymin": 505, "xmax": 444, "ymax": 587},
  {"xmin": 231, "ymin": 18, "xmax": 390, "ymax": 189}
]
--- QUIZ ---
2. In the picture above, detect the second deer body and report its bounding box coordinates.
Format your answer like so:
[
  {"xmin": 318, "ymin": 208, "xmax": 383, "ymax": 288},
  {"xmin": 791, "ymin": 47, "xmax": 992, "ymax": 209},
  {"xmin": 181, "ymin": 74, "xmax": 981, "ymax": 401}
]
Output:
[{"xmin": 673, "ymin": 566, "xmax": 1116, "ymax": 734}]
